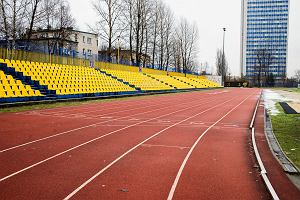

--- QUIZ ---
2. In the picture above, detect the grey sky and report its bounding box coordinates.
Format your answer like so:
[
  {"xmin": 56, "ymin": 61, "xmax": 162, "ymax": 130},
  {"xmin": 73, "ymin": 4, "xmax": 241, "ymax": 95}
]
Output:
[{"xmin": 69, "ymin": 0, "xmax": 300, "ymax": 77}]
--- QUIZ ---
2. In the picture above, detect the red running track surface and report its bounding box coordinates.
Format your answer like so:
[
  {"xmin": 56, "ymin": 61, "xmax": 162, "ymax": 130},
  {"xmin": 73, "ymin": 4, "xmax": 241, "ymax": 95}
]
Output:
[{"xmin": 0, "ymin": 88, "xmax": 273, "ymax": 199}]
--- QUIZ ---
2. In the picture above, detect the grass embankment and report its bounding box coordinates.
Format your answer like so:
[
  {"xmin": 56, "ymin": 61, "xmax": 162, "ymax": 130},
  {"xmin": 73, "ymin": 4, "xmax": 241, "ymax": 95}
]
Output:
[{"xmin": 271, "ymin": 103, "xmax": 300, "ymax": 169}]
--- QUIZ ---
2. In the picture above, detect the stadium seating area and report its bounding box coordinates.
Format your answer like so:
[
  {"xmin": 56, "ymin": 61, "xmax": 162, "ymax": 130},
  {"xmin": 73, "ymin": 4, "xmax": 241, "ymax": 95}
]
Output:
[
  {"xmin": 102, "ymin": 69, "xmax": 174, "ymax": 91},
  {"xmin": 0, "ymin": 58, "xmax": 221, "ymax": 103},
  {"xmin": 0, "ymin": 69, "xmax": 42, "ymax": 98},
  {"xmin": 2, "ymin": 59, "xmax": 135, "ymax": 96},
  {"xmin": 190, "ymin": 78, "xmax": 220, "ymax": 88},
  {"xmin": 146, "ymin": 74, "xmax": 192, "ymax": 89}
]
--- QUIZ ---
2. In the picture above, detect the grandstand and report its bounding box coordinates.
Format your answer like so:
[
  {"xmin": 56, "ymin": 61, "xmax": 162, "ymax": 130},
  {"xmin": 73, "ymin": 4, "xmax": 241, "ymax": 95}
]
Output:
[
  {"xmin": 102, "ymin": 69, "xmax": 174, "ymax": 91},
  {"xmin": 0, "ymin": 58, "xmax": 221, "ymax": 104},
  {"xmin": 0, "ymin": 68, "xmax": 43, "ymax": 102},
  {"xmin": 146, "ymin": 74, "xmax": 192, "ymax": 89}
]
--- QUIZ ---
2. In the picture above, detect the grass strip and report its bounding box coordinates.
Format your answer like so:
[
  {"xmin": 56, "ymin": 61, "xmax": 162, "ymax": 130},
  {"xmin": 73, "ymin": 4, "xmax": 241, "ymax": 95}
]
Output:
[{"xmin": 271, "ymin": 103, "xmax": 300, "ymax": 169}]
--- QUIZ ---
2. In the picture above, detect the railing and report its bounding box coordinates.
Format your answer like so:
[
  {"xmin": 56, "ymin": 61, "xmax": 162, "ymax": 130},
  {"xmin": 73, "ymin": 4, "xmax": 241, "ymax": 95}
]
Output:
[
  {"xmin": 0, "ymin": 47, "xmax": 91, "ymax": 67},
  {"xmin": 0, "ymin": 47, "xmax": 205, "ymax": 79}
]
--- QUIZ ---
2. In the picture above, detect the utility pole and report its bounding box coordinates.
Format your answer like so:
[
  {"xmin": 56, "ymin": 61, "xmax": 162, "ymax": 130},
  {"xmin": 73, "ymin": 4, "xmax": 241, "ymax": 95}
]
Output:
[
  {"xmin": 222, "ymin": 27, "xmax": 226, "ymax": 86},
  {"xmin": 117, "ymin": 36, "xmax": 120, "ymax": 64}
]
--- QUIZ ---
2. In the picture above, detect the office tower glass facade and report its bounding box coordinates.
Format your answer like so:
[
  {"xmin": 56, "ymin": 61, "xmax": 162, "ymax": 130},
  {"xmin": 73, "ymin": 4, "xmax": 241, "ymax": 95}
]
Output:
[{"xmin": 241, "ymin": 0, "xmax": 289, "ymax": 83}]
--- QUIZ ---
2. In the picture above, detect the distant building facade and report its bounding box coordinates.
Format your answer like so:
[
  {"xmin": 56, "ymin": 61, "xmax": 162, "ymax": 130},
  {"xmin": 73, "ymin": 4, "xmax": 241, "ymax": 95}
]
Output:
[
  {"xmin": 71, "ymin": 30, "xmax": 98, "ymax": 57},
  {"xmin": 29, "ymin": 28, "xmax": 98, "ymax": 58},
  {"xmin": 98, "ymin": 49, "xmax": 151, "ymax": 66},
  {"xmin": 241, "ymin": 0, "xmax": 290, "ymax": 84}
]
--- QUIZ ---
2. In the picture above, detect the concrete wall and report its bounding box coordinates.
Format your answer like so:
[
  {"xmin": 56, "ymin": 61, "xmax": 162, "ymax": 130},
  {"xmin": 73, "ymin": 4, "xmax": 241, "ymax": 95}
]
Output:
[{"xmin": 205, "ymin": 75, "xmax": 222, "ymax": 85}]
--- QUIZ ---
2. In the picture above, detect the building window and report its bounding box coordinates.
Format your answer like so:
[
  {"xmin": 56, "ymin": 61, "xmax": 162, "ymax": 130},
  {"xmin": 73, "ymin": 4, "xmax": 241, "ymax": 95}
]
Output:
[
  {"xmin": 83, "ymin": 48, "xmax": 85, "ymax": 55},
  {"xmin": 87, "ymin": 49, "xmax": 92, "ymax": 56},
  {"xmin": 87, "ymin": 37, "xmax": 92, "ymax": 44},
  {"xmin": 75, "ymin": 34, "xmax": 78, "ymax": 42},
  {"xmin": 83, "ymin": 36, "xmax": 85, "ymax": 43}
]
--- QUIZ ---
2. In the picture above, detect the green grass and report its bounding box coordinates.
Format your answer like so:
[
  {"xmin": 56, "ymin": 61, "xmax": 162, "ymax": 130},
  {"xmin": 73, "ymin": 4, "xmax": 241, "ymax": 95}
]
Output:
[{"xmin": 271, "ymin": 103, "xmax": 300, "ymax": 169}]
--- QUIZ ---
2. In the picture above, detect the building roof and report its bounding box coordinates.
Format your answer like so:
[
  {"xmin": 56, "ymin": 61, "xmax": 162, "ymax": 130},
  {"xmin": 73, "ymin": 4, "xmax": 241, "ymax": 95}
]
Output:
[{"xmin": 31, "ymin": 28, "xmax": 98, "ymax": 36}]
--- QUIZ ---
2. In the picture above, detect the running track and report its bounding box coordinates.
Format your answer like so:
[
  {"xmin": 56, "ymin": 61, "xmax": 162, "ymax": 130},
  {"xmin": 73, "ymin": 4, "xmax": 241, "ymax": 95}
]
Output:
[{"xmin": 0, "ymin": 88, "xmax": 271, "ymax": 199}]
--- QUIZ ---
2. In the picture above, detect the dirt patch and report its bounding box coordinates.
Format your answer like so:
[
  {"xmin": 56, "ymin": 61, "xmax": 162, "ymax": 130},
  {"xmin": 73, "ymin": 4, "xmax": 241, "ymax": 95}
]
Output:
[
  {"xmin": 274, "ymin": 90, "xmax": 300, "ymax": 103},
  {"xmin": 288, "ymin": 103, "xmax": 300, "ymax": 113}
]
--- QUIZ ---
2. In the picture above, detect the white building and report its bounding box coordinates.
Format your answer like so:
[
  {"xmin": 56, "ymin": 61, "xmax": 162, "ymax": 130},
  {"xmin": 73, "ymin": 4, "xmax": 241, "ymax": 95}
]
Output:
[
  {"xmin": 72, "ymin": 30, "xmax": 98, "ymax": 57},
  {"xmin": 30, "ymin": 28, "xmax": 98, "ymax": 58}
]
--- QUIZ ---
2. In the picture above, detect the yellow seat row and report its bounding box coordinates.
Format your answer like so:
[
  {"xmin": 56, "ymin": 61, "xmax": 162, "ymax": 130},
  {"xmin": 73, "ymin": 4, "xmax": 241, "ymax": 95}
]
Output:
[
  {"xmin": 2, "ymin": 60, "xmax": 135, "ymax": 95},
  {"xmin": 103, "ymin": 69, "xmax": 173, "ymax": 91},
  {"xmin": 148, "ymin": 74, "xmax": 192, "ymax": 89},
  {"xmin": 0, "ymin": 70, "xmax": 43, "ymax": 98}
]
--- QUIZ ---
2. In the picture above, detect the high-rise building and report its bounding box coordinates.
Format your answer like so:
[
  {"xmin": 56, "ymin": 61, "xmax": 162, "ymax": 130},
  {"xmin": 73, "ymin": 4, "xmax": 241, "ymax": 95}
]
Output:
[{"xmin": 241, "ymin": 0, "xmax": 290, "ymax": 85}]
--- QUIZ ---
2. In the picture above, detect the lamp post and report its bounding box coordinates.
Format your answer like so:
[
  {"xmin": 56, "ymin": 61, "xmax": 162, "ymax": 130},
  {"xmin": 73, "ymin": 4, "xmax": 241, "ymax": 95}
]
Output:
[
  {"xmin": 222, "ymin": 27, "xmax": 226, "ymax": 86},
  {"xmin": 117, "ymin": 36, "xmax": 120, "ymax": 64}
]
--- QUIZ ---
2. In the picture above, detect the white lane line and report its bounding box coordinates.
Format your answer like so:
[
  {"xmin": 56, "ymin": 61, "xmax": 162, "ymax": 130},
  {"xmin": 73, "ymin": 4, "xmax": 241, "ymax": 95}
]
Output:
[
  {"xmin": 22, "ymin": 98, "xmax": 178, "ymax": 118},
  {"xmin": 207, "ymin": 91, "xmax": 229, "ymax": 95},
  {"xmin": 62, "ymin": 97, "xmax": 236, "ymax": 200},
  {"xmin": 141, "ymin": 144, "xmax": 191, "ymax": 150},
  {"xmin": 167, "ymin": 93, "xmax": 254, "ymax": 200},
  {"xmin": 0, "ymin": 100, "xmax": 196, "ymax": 152},
  {"xmin": 0, "ymin": 96, "xmax": 224, "ymax": 182},
  {"xmin": 223, "ymin": 124, "xmax": 239, "ymax": 127},
  {"xmin": 24, "ymin": 97, "xmax": 155, "ymax": 115},
  {"xmin": 34, "ymin": 96, "xmax": 184, "ymax": 116},
  {"xmin": 0, "ymin": 95, "xmax": 218, "ymax": 153}
]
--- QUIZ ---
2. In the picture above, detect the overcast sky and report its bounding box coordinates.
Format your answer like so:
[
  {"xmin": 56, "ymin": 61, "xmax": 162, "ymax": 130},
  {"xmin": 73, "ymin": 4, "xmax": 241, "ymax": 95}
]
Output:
[{"xmin": 69, "ymin": 0, "xmax": 300, "ymax": 77}]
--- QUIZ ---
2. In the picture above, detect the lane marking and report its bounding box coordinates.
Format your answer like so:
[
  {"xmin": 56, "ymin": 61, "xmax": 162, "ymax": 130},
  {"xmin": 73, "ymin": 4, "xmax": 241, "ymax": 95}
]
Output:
[
  {"xmin": 207, "ymin": 90, "xmax": 229, "ymax": 95},
  {"xmin": 62, "ymin": 97, "xmax": 237, "ymax": 200},
  {"xmin": 251, "ymin": 92, "xmax": 279, "ymax": 200},
  {"xmin": 167, "ymin": 93, "xmax": 255, "ymax": 200},
  {"xmin": 0, "ymin": 94, "xmax": 221, "ymax": 153},
  {"xmin": 25, "ymin": 95, "xmax": 188, "ymax": 116},
  {"xmin": 20, "ymin": 98, "xmax": 179, "ymax": 118},
  {"xmin": 223, "ymin": 124, "xmax": 239, "ymax": 127},
  {"xmin": 141, "ymin": 144, "xmax": 191, "ymax": 150},
  {"xmin": 0, "ymin": 96, "xmax": 227, "ymax": 181}
]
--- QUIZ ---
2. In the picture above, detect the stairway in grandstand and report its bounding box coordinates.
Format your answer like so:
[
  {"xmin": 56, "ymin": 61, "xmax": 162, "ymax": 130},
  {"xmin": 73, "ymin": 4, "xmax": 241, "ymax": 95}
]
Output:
[
  {"xmin": 99, "ymin": 69, "xmax": 141, "ymax": 91},
  {"xmin": 101, "ymin": 69, "xmax": 174, "ymax": 91},
  {"xmin": 0, "ymin": 69, "xmax": 43, "ymax": 103}
]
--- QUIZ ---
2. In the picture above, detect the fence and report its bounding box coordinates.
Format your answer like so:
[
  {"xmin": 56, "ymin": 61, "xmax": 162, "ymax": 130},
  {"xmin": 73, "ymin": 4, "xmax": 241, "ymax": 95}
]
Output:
[
  {"xmin": 0, "ymin": 47, "xmax": 205, "ymax": 78},
  {"xmin": 0, "ymin": 47, "xmax": 92, "ymax": 67}
]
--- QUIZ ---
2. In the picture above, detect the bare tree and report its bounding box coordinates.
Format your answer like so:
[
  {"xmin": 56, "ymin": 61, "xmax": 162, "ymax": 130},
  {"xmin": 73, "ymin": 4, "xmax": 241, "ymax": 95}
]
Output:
[
  {"xmin": 200, "ymin": 61, "xmax": 209, "ymax": 75},
  {"xmin": 0, "ymin": 0, "xmax": 30, "ymax": 47},
  {"xmin": 36, "ymin": 0, "xmax": 75, "ymax": 53},
  {"xmin": 92, "ymin": 0, "xmax": 124, "ymax": 61},
  {"xmin": 170, "ymin": 36, "xmax": 181, "ymax": 72},
  {"xmin": 163, "ymin": 6, "xmax": 174, "ymax": 71},
  {"xmin": 40, "ymin": 0, "xmax": 59, "ymax": 29},
  {"xmin": 216, "ymin": 48, "xmax": 228, "ymax": 83},
  {"xmin": 156, "ymin": 3, "xmax": 174, "ymax": 71},
  {"xmin": 255, "ymin": 48, "xmax": 273, "ymax": 87},
  {"xmin": 26, "ymin": 0, "xmax": 42, "ymax": 43},
  {"xmin": 0, "ymin": 0, "xmax": 10, "ymax": 39},
  {"xmin": 175, "ymin": 18, "xmax": 199, "ymax": 74},
  {"xmin": 97, "ymin": 0, "xmax": 200, "ymax": 72},
  {"xmin": 295, "ymin": 69, "xmax": 300, "ymax": 84}
]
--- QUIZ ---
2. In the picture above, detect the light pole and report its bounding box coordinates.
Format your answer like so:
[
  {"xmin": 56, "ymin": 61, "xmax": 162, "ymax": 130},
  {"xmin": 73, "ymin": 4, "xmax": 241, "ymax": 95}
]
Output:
[
  {"xmin": 222, "ymin": 27, "xmax": 226, "ymax": 86},
  {"xmin": 117, "ymin": 36, "xmax": 120, "ymax": 64}
]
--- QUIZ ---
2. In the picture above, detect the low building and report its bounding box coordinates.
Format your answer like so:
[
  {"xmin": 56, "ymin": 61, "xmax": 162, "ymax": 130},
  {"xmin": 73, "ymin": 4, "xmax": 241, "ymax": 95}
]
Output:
[
  {"xmin": 29, "ymin": 28, "xmax": 98, "ymax": 58},
  {"xmin": 98, "ymin": 49, "xmax": 151, "ymax": 66}
]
